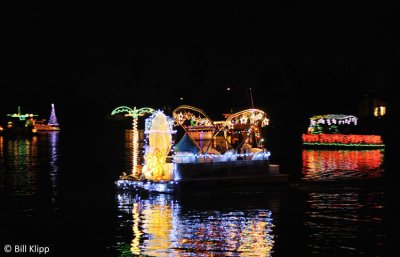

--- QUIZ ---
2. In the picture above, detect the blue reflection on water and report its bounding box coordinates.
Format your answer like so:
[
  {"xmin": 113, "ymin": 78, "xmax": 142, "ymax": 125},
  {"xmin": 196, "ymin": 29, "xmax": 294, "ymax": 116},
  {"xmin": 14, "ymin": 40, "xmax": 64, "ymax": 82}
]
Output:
[{"xmin": 48, "ymin": 132, "xmax": 59, "ymax": 192}]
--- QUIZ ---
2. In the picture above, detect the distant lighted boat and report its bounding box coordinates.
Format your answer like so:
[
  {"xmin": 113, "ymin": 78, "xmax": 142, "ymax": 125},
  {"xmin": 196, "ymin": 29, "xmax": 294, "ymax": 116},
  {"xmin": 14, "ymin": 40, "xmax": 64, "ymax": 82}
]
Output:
[
  {"xmin": 302, "ymin": 114, "xmax": 384, "ymax": 148},
  {"xmin": 34, "ymin": 120, "xmax": 60, "ymax": 131},
  {"xmin": 34, "ymin": 103, "xmax": 60, "ymax": 131},
  {"xmin": 116, "ymin": 106, "xmax": 288, "ymax": 194},
  {"xmin": 3, "ymin": 106, "xmax": 38, "ymax": 136}
]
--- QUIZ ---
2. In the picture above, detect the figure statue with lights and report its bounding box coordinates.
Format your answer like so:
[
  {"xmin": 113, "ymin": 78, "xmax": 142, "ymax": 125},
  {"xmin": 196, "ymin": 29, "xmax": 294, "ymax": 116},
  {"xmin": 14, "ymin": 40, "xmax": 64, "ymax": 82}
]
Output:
[{"xmin": 141, "ymin": 111, "xmax": 175, "ymax": 181}]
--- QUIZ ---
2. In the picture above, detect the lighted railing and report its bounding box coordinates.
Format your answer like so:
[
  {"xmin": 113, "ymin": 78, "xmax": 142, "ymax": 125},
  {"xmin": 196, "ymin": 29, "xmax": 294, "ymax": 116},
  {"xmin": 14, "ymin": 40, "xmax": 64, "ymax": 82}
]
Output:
[{"xmin": 174, "ymin": 151, "xmax": 271, "ymax": 163}]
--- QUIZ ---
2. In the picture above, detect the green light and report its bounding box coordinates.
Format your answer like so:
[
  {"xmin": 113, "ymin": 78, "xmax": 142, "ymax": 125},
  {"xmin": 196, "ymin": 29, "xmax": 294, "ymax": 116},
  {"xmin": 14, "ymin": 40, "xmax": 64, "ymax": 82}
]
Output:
[
  {"xmin": 111, "ymin": 106, "xmax": 155, "ymax": 177},
  {"xmin": 7, "ymin": 106, "xmax": 38, "ymax": 121},
  {"xmin": 111, "ymin": 106, "xmax": 155, "ymax": 119}
]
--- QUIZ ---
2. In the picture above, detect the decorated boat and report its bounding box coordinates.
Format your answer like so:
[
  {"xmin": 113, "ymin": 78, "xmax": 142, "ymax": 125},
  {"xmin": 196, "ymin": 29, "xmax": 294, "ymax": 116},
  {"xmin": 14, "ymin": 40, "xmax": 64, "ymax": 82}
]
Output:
[
  {"xmin": 302, "ymin": 114, "xmax": 384, "ymax": 148},
  {"xmin": 3, "ymin": 106, "xmax": 38, "ymax": 136},
  {"xmin": 116, "ymin": 105, "xmax": 288, "ymax": 194},
  {"xmin": 34, "ymin": 103, "xmax": 60, "ymax": 131}
]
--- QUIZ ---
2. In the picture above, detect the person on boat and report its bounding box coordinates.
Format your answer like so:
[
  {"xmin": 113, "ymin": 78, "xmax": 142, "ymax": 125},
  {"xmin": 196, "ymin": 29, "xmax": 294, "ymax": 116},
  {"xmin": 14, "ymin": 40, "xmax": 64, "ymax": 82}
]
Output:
[
  {"xmin": 233, "ymin": 133, "xmax": 244, "ymax": 150},
  {"xmin": 241, "ymin": 139, "xmax": 252, "ymax": 160}
]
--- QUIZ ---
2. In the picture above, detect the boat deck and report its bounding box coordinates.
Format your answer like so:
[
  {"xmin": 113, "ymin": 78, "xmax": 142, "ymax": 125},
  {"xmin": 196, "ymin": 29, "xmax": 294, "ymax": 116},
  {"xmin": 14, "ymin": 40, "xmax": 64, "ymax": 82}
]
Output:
[{"xmin": 116, "ymin": 163, "xmax": 289, "ymax": 194}]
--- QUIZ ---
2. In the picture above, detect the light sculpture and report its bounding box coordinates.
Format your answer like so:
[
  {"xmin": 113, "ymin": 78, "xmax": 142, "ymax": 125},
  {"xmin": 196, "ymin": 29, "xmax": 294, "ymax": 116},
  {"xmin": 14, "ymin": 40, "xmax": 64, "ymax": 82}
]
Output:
[
  {"xmin": 142, "ymin": 111, "xmax": 175, "ymax": 181},
  {"xmin": 112, "ymin": 106, "xmax": 155, "ymax": 177},
  {"xmin": 48, "ymin": 103, "xmax": 59, "ymax": 126}
]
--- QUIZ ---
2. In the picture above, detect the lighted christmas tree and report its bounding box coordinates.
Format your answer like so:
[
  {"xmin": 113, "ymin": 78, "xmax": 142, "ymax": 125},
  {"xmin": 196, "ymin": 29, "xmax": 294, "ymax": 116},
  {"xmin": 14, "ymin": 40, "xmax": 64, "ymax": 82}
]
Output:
[{"xmin": 48, "ymin": 103, "xmax": 59, "ymax": 126}]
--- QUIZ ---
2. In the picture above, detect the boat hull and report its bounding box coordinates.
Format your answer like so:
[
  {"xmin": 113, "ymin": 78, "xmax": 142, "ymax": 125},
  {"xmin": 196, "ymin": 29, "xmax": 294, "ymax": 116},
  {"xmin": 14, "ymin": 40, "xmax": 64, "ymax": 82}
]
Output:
[{"xmin": 116, "ymin": 162, "xmax": 289, "ymax": 194}]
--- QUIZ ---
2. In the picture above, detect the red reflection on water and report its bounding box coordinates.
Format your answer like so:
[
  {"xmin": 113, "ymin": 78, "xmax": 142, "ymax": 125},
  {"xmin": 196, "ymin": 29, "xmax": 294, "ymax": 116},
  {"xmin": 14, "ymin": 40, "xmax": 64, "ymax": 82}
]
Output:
[{"xmin": 302, "ymin": 149, "xmax": 384, "ymax": 180}]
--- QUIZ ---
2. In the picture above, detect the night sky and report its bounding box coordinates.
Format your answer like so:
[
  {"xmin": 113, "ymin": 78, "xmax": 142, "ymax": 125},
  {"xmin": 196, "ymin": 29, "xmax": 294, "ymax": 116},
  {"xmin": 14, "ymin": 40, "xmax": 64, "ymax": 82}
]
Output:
[
  {"xmin": 1, "ymin": 1, "xmax": 398, "ymax": 132},
  {"xmin": 2, "ymin": 3, "xmax": 400, "ymax": 254}
]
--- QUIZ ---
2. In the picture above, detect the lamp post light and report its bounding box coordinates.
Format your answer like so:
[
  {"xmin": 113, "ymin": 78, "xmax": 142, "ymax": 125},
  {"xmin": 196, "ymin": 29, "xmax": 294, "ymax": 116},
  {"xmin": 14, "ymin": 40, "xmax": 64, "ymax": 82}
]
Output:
[
  {"xmin": 111, "ymin": 106, "xmax": 155, "ymax": 177},
  {"xmin": 226, "ymin": 87, "xmax": 233, "ymax": 113}
]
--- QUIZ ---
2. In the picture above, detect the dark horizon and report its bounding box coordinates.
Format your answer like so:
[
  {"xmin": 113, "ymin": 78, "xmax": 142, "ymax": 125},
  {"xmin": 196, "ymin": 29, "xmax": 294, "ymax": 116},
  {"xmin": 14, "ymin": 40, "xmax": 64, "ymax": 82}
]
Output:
[
  {"xmin": 1, "ymin": 2, "xmax": 398, "ymax": 136},
  {"xmin": 1, "ymin": 45, "xmax": 395, "ymax": 115}
]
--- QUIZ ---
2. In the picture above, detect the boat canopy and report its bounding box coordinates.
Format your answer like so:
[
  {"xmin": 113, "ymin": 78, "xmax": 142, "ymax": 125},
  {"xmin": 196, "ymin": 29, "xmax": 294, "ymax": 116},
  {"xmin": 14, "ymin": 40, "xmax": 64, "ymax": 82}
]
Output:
[
  {"xmin": 173, "ymin": 105, "xmax": 269, "ymax": 154},
  {"xmin": 175, "ymin": 133, "xmax": 199, "ymax": 154},
  {"xmin": 309, "ymin": 114, "xmax": 358, "ymax": 127}
]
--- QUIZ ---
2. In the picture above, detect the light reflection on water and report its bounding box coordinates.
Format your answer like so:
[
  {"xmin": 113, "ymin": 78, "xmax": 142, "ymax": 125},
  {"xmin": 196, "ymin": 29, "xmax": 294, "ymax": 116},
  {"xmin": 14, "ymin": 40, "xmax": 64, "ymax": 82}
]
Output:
[
  {"xmin": 0, "ymin": 132, "xmax": 60, "ymax": 208},
  {"xmin": 2, "ymin": 136, "xmax": 39, "ymax": 196},
  {"xmin": 115, "ymin": 193, "xmax": 275, "ymax": 256},
  {"xmin": 302, "ymin": 149, "xmax": 384, "ymax": 180},
  {"xmin": 304, "ymin": 190, "xmax": 385, "ymax": 256},
  {"xmin": 1, "ymin": 129, "xmax": 393, "ymax": 256},
  {"xmin": 48, "ymin": 132, "xmax": 59, "ymax": 191},
  {"xmin": 113, "ymin": 130, "xmax": 391, "ymax": 256},
  {"xmin": 124, "ymin": 129, "xmax": 144, "ymax": 174}
]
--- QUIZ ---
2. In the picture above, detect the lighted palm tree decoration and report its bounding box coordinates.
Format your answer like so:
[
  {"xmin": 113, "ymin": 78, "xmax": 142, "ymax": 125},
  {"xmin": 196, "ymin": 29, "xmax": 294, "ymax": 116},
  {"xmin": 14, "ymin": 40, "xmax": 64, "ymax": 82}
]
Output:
[{"xmin": 111, "ymin": 106, "xmax": 155, "ymax": 177}]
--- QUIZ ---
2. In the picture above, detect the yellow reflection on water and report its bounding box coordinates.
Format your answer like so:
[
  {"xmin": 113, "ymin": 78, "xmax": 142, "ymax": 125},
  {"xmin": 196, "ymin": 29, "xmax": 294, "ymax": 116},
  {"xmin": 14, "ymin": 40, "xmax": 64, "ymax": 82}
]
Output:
[
  {"xmin": 125, "ymin": 129, "xmax": 145, "ymax": 176},
  {"xmin": 0, "ymin": 136, "xmax": 3, "ymax": 189},
  {"xmin": 118, "ymin": 194, "xmax": 275, "ymax": 256},
  {"xmin": 238, "ymin": 218, "xmax": 274, "ymax": 256},
  {"xmin": 141, "ymin": 203, "xmax": 173, "ymax": 256},
  {"xmin": 130, "ymin": 203, "xmax": 142, "ymax": 255},
  {"xmin": 0, "ymin": 136, "xmax": 3, "ymax": 162},
  {"xmin": 0, "ymin": 136, "xmax": 3, "ymax": 152}
]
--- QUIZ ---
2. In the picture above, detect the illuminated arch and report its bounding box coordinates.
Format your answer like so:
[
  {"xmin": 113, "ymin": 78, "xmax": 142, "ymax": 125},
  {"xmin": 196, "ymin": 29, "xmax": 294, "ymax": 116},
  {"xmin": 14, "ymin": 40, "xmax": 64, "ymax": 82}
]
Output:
[
  {"xmin": 172, "ymin": 106, "xmax": 269, "ymax": 154},
  {"xmin": 172, "ymin": 105, "xmax": 215, "ymax": 129},
  {"xmin": 221, "ymin": 108, "xmax": 269, "ymax": 129},
  {"xmin": 172, "ymin": 105, "xmax": 218, "ymax": 153},
  {"xmin": 211, "ymin": 108, "xmax": 269, "ymax": 150}
]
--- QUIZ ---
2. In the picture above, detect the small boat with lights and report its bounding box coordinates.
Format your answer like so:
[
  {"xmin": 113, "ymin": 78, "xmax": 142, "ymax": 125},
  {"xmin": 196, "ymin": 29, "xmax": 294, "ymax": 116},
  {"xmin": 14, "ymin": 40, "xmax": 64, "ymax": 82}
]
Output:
[
  {"xmin": 302, "ymin": 114, "xmax": 385, "ymax": 149},
  {"xmin": 2, "ymin": 106, "xmax": 38, "ymax": 136},
  {"xmin": 115, "ymin": 105, "xmax": 289, "ymax": 194},
  {"xmin": 34, "ymin": 104, "xmax": 60, "ymax": 132}
]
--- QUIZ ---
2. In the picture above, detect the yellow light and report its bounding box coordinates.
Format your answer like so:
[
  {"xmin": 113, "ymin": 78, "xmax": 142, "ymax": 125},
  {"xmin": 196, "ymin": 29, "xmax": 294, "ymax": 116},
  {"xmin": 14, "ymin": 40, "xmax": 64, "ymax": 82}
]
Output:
[
  {"xmin": 142, "ymin": 112, "xmax": 173, "ymax": 181},
  {"xmin": 380, "ymin": 106, "xmax": 386, "ymax": 116},
  {"xmin": 132, "ymin": 118, "xmax": 139, "ymax": 177},
  {"xmin": 374, "ymin": 106, "xmax": 386, "ymax": 117}
]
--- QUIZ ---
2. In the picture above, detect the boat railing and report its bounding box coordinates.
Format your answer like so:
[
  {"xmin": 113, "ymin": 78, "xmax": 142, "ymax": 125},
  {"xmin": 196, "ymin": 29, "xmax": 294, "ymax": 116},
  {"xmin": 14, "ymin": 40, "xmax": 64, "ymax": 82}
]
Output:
[{"xmin": 174, "ymin": 149, "xmax": 270, "ymax": 164}]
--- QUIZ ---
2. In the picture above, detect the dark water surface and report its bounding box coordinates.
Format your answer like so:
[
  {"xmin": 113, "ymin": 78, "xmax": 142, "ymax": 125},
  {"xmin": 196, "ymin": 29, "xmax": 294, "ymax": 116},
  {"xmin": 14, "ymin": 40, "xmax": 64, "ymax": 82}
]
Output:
[{"xmin": 0, "ymin": 129, "xmax": 398, "ymax": 256}]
